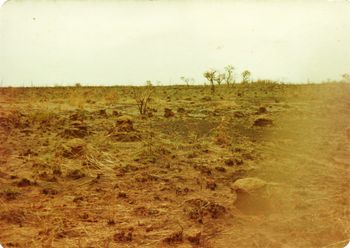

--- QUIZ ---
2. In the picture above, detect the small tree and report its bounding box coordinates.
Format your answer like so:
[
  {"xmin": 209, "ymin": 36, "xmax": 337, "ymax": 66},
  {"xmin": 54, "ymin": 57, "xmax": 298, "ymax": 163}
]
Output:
[
  {"xmin": 224, "ymin": 65, "xmax": 234, "ymax": 85},
  {"xmin": 215, "ymin": 73, "xmax": 226, "ymax": 86},
  {"xmin": 132, "ymin": 82, "xmax": 154, "ymax": 116},
  {"xmin": 341, "ymin": 73, "xmax": 350, "ymax": 83},
  {"xmin": 203, "ymin": 69, "xmax": 217, "ymax": 93},
  {"xmin": 241, "ymin": 70, "xmax": 251, "ymax": 83}
]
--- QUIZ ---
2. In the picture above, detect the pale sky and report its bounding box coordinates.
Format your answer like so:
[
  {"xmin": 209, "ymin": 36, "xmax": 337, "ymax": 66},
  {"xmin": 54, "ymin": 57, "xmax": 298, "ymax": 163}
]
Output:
[{"xmin": 0, "ymin": 0, "xmax": 349, "ymax": 86}]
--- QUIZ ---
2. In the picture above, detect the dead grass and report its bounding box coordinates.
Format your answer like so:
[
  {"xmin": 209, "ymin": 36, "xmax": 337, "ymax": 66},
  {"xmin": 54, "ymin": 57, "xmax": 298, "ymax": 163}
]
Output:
[{"xmin": 0, "ymin": 83, "xmax": 349, "ymax": 247}]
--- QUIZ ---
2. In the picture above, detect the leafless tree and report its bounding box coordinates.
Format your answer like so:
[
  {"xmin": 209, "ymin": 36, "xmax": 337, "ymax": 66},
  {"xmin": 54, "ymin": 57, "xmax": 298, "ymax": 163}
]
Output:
[
  {"xmin": 224, "ymin": 65, "xmax": 234, "ymax": 85},
  {"xmin": 203, "ymin": 69, "xmax": 217, "ymax": 93},
  {"xmin": 180, "ymin": 76, "xmax": 194, "ymax": 87}
]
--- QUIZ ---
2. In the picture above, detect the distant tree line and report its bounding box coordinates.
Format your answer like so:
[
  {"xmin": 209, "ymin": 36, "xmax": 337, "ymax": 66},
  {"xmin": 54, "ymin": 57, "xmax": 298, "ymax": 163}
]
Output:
[{"xmin": 202, "ymin": 65, "xmax": 252, "ymax": 93}]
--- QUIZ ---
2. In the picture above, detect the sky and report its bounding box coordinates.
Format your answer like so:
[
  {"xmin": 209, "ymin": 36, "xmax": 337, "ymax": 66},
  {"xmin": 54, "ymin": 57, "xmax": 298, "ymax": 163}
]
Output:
[{"xmin": 0, "ymin": 0, "xmax": 349, "ymax": 86}]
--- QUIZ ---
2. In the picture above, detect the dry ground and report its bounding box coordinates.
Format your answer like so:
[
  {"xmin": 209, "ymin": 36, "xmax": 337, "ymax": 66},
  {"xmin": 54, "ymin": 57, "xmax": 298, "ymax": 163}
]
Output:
[{"xmin": 0, "ymin": 83, "xmax": 349, "ymax": 247}]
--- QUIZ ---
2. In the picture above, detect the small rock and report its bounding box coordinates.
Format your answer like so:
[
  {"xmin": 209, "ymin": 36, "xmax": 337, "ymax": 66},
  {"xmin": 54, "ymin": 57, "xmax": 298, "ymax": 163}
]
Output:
[{"xmin": 232, "ymin": 177, "xmax": 267, "ymax": 193}]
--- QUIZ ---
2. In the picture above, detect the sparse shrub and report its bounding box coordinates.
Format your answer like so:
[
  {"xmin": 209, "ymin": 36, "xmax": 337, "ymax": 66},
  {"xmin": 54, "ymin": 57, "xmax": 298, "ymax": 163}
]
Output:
[{"xmin": 132, "ymin": 83, "xmax": 154, "ymax": 116}]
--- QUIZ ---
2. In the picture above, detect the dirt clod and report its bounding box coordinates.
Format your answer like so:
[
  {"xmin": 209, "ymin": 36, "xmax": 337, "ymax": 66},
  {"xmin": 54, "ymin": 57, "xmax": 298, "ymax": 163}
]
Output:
[
  {"xmin": 58, "ymin": 138, "xmax": 86, "ymax": 158},
  {"xmin": 163, "ymin": 230, "xmax": 183, "ymax": 244},
  {"xmin": 187, "ymin": 231, "xmax": 202, "ymax": 245},
  {"xmin": 253, "ymin": 117, "xmax": 273, "ymax": 127},
  {"xmin": 113, "ymin": 230, "xmax": 133, "ymax": 242},
  {"xmin": 66, "ymin": 169, "xmax": 85, "ymax": 180},
  {"xmin": 164, "ymin": 108, "xmax": 175, "ymax": 118},
  {"xmin": 16, "ymin": 178, "xmax": 34, "ymax": 187},
  {"xmin": 185, "ymin": 198, "xmax": 226, "ymax": 223}
]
